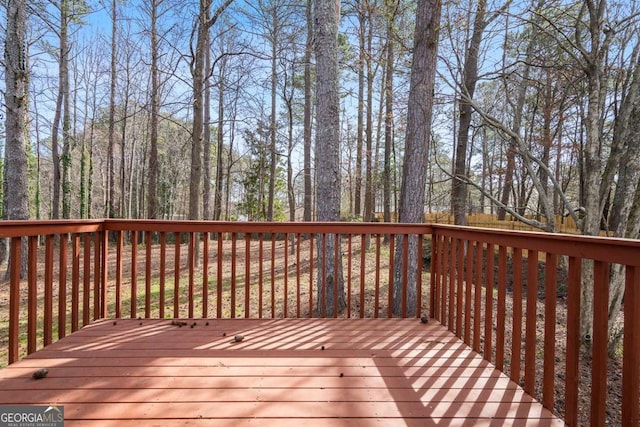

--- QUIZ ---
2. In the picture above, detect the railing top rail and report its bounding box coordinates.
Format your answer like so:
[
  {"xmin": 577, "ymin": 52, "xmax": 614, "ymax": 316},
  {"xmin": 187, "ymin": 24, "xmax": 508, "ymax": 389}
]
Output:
[
  {"xmin": 432, "ymin": 224, "xmax": 640, "ymax": 266},
  {"xmin": 102, "ymin": 219, "xmax": 434, "ymax": 235},
  {"xmin": 0, "ymin": 219, "xmax": 104, "ymax": 238},
  {"xmin": 0, "ymin": 219, "xmax": 434, "ymax": 239}
]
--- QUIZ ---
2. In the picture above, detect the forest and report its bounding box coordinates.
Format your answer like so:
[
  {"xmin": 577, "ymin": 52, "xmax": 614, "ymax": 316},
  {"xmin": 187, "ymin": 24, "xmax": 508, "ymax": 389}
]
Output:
[{"xmin": 1, "ymin": 0, "xmax": 640, "ymax": 244}]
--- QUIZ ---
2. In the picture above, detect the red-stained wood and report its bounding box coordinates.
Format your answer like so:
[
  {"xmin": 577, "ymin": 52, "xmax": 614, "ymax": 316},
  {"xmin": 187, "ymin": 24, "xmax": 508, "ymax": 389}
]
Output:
[
  {"xmin": 484, "ymin": 243, "xmax": 494, "ymax": 363},
  {"xmin": 71, "ymin": 234, "xmax": 80, "ymax": 332},
  {"xmin": 334, "ymin": 233, "xmax": 339, "ymax": 318},
  {"xmin": 296, "ymin": 234, "xmax": 302, "ymax": 318},
  {"xmin": 231, "ymin": 233, "xmax": 237, "ymax": 318},
  {"xmin": 245, "ymin": 233, "xmax": 251, "ymax": 319},
  {"xmin": 98, "ymin": 230, "xmax": 107, "ymax": 320},
  {"xmin": 347, "ymin": 235, "xmax": 353, "ymax": 317},
  {"xmin": 0, "ymin": 319, "xmax": 562, "ymax": 426},
  {"xmin": 496, "ymin": 245, "xmax": 507, "ymax": 371},
  {"xmin": 524, "ymin": 249, "xmax": 538, "ymax": 395},
  {"xmin": 374, "ymin": 234, "xmax": 380, "ymax": 318},
  {"xmin": 284, "ymin": 235, "xmax": 289, "ymax": 318},
  {"xmin": 591, "ymin": 260, "xmax": 610, "ymax": 426},
  {"xmin": 464, "ymin": 240, "xmax": 473, "ymax": 346},
  {"xmin": 432, "ymin": 234, "xmax": 442, "ymax": 322},
  {"xmin": 448, "ymin": 237, "xmax": 456, "ymax": 328},
  {"xmin": 217, "ymin": 235, "xmax": 223, "ymax": 318},
  {"xmin": 145, "ymin": 231, "xmax": 152, "ymax": 318},
  {"xmin": 441, "ymin": 236, "xmax": 449, "ymax": 324},
  {"xmin": 174, "ymin": 233, "xmax": 181, "ymax": 318},
  {"xmin": 402, "ymin": 234, "xmax": 409, "ymax": 318},
  {"xmin": 271, "ymin": 234, "xmax": 276, "ymax": 318},
  {"xmin": 388, "ymin": 234, "xmax": 395, "ymax": 319},
  {"xmin": 623, "ymin": 265, "xmax": 640, "ymax": 426},
  {"xmin": 115, "ymin": 231, "xmax": 123, "ymax": 318},
  {"xmin": 360, "ymin": 233, "xmax": 366, "ymax": 319},
  {"xmin": 309, "ymin": 234, "xmax": 314, "ymax": 317},
  {"xmin": 27, "ymin": 236, "xmax": 38, "ymax": 354},
  {"xmin": 44, "ymin": 235, "xmax": 54, "ymax": 346},
  {"xmin": 131, "ymin": 231, "xmax": 138, "ymax": 318},
  {"xmin": 543, "ymin": 253, "xmax": 557, "ymax": 410},
  {"xmin": 83, "ymin": 234, "xmax": 91, "ymax": 327},
  {"xmin": 455, "ymin": 238, "xmax": 463, "ymax": 337},
  {"xmin": 259, "ymin": 235, "xmax": 264, "ymax": 318},
  {"xmin": 58, "ymin": 234, "xmax": 68, "ymax": 339},
  {"xmin": 417, "ymin": 233, "xmax": 423, "ymax": 317},
  {"xmin": 8, "ymin": 237, "xmax": 21, "ymax": 364},
  {"xmin": 473, "ymin": 241, "xmax": 482, "ymax": 353},
  {"xmin": 188, "ymin": 232, "xmax": 195, "ymax": 318},
  {"xmin": 202, "ymin": 233, "xmax": 209, "ymax": 318},
  {"xmin": 159, "ymin": 232, "xmax": 166, "ymax": 319},
  {"xmin": 4, "ymin": 220, "xmax": 640, "ymax": 424},
  {"xmin": 511, "ymin": 248, "xmax": 523, "ymax": 385},
  {"xmin": 565, "ymin": 256, "xmax": 581, "ymax": 426}
]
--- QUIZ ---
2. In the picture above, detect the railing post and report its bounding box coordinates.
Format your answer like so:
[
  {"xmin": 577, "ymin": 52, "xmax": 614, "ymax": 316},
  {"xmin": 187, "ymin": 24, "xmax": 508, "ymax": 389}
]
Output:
[
  {"xmin": 27, "ymin": 236, "xmax": 38, "ymax": 354},
  {"xmin": 623, "ymin": 265, "xmax": 640, "ymax": 426},
  {"xmin": 8, "ymin": 237, "xmax": 21, "ymax": 364},
  {"xmin": 429, "ymin": 232, "xmax": 439, "ymax": 321},
  {"xmin": 100, "ymin": 228, "xmax": 109, "ymax": 319}
]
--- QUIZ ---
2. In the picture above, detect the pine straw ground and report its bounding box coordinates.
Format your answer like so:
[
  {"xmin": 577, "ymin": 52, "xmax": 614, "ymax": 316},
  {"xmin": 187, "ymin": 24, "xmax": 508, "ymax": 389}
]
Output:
[{"xmin": 0, "ymin": 236, "xmax": 625, "ymax": 425}]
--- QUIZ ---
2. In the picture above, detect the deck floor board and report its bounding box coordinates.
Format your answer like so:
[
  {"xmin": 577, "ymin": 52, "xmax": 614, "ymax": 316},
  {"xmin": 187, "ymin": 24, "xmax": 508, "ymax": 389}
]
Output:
[{"xmin": 0, "ymin": 318, "xmax": 563, "ymax": 426}]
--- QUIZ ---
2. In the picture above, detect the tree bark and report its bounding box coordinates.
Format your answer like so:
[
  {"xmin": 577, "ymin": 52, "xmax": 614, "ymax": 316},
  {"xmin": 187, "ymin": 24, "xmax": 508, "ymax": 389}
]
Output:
[
  {"xmin": 303, "ymin": 0, "xmax": 313, "ymax": 222},
  {"xmin": 315, "ymin": 0, "xmax": 346, "ymax": 316},
  {"xmin": 452, "ymin": 0, "xmax": 487, "ymax": 226},
  {"xmin": 191, "ymin": 0, "xmax": 235, "ymax": 222},
  {"xmin": 382, "ymin": 1, "xmax": 396, "ymax": 229},
  {"xmin": 148, "ymin": 0, "xmax": 161, "ymax": 219},
  {"xmin": 203, "ymin": 26, "xmax": 212, "ymax": 220},
  {"xmin": 4, "ymin": 0, "xmax": 30, "ymax": 276},
  {"xmin": 107, "ymin": 0, "xmax": 118, "ymax": 218},
  {"xmin": 393, "ymin": 0, "xmax": 442, "ymax": 316}
]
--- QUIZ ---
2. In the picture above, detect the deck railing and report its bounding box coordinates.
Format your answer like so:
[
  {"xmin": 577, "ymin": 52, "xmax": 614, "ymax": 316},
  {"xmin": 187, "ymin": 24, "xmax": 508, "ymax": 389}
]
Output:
[
  {"xmin": 1, "ymin": 219, "xmax": 639, "ymax": 425},
  {"xmin": 429, "ymin": 225, "xmax": 640, "ymax": 426}
]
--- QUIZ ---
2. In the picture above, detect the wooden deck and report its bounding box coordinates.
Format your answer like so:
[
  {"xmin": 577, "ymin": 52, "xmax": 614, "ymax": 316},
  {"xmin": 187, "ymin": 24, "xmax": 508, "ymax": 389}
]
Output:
[{"xmin": 0, "ymin": 318, "xmax": 562, "ymax": 426}]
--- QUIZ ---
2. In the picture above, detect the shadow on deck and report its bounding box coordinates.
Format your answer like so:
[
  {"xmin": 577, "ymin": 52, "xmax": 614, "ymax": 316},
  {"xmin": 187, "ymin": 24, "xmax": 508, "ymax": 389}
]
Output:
[{"xmin": 0, "ymin": 318, "xmax": 562, "ymax": 426}]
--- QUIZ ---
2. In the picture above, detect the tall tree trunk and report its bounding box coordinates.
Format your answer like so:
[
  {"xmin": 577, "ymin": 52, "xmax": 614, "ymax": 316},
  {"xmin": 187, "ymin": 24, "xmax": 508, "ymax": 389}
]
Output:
[
  {"xmin": 315, "ymin": 0, "xmax": 346, "ymax": 316},
  {"xmin": 107, "ymin": 0, "xmax": 118, "ymax": 218},
  {"xmin": 452, "ymin": 0, "xmax": 487, "ymax": 226},
  {"xmin": 303, "ymin": 0, "xmax": 313, "ymax": 222},
  {"xmin": 578, "ymin": 0, "xmax": 611, "ymax": 341},
  {"xmin": 383, "ymin": 1, "xmax": 397, "ymax": 228},
  {"xmin": 393, "ymin": 0, "xmax": 441, "ymax": 316},
  {"xmin": 51, "ymin": 0, "xmax": 69, "ymax": 220},
  {"xmin": 194, "ymin": 0, "xmax": 234, "ymax": 222},
  {"xmin": 497, "ymin": 0, "xmax": 543, "ymax": 221},
  {"xmin": 4, "ymin": 0, "xmax": 30, "ymax": 276},
  {"xmin": 119, "ymin": 69, "xmax": 130, "ymax": 217},
  {"xmin": 354, "ymin": 1, "xmax": 366, "ymax": 218},
  {"xmin": 365, "ymin": 3, "xmax": 375, "ymax": 224},
  {"xmin": 60, "ymin": 2, "xmax": 71, "ymax": 219},
  {"xmin": 203, "ymin": 28, "xmax": 212, "ymax": 220},
  {"xmin": 190, "ymin": 0, "xmax": 209, "ymax": 222},
  {"xmin": 213, "ymin": 55, "xmax": 226, "ymax": 221},
  {"xmin": 267, "ymin": 7, "xmax": 279, "ymax": 221},
  {"xmin": 148, "ymin": 0, "xmax": 161, "ymax": 219}
]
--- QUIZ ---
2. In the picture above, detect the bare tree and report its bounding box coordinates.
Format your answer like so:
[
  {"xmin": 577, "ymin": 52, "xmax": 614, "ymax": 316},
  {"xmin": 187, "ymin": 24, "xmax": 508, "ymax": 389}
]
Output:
[
  {"xmin": 4, "ymin": 0, "xmax": 30, "ymax": 275},
  {"xmin": 147, "ymin": 0, "xmax": 164, "ymax": 219},
  {"xmin": 393, "ymin": 0, "xmax": 442, "ymax": 316},
  {"xmin": 315, "ymin": 0, "xmax": 346, "ymax": 315},
  {"xmin": 107, "ymin": 0, "xmax": 119, "ymax": 218},
  {"xmin": 303, "ymin": 0, "xmax": 313, "ymax": 222},
  {"xmin": 190, "ymin": 0, "xmax": 234, "ymax": 221}
]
